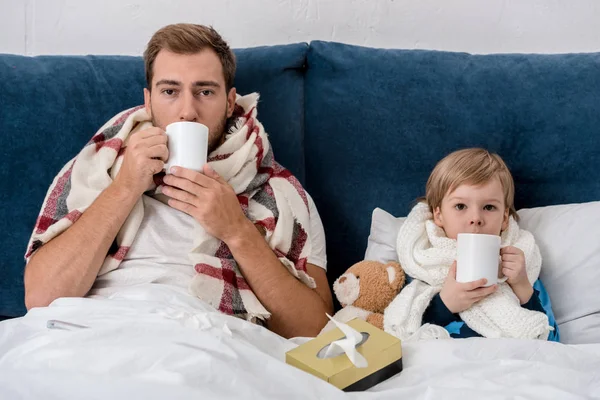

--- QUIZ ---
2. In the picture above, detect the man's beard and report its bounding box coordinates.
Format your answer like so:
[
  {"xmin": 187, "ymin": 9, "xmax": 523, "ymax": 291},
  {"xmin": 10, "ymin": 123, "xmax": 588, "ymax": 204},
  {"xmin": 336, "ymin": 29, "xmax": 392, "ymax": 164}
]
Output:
[
  {"xmin": 207, "ymin": 109, "xmax": 231, "ymax": 153},
  {"xmin": 149, "ymin": 107, "xmax": 231, "ymax": 154}
]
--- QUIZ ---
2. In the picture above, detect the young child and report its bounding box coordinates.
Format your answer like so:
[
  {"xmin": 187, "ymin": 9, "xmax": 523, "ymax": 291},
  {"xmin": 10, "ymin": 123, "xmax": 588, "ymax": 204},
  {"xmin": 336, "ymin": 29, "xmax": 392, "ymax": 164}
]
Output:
[{"xmin": 384, "ymin": 148, "xmax": 559, "ymax": 341}]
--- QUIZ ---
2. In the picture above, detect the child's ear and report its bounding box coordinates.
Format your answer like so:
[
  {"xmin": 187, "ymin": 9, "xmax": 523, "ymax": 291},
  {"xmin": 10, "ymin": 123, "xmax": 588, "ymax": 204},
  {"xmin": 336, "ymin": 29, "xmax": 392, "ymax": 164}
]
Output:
[
  {"xmin": 501, "ymin": 208, "xmax": 510, "ymax": 231},
  {"xmin": 433, "ymin": 206, "xmax": 444, "ymax": 228}
]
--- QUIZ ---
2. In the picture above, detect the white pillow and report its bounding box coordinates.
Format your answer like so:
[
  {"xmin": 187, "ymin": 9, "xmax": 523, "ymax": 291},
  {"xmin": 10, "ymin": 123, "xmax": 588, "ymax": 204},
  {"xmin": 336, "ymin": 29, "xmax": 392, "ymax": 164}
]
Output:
[
  {"xmin": 365, "ymin": 202, "xmax": 600, "ymax": 344},
  {"xmin": 364, "ymin": 208, "xmax": 405, "ymax": 263},
  {"xmin": 518, "ymin": 201, "xmax": 600, "ymax": 344}
]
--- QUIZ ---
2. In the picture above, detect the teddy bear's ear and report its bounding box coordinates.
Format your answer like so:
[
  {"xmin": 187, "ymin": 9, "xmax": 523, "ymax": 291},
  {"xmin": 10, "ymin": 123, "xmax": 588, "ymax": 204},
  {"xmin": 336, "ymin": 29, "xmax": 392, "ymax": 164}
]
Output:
[{"xmin": 385, "ymin": 262, "xmax": 406, "ymax": 291}]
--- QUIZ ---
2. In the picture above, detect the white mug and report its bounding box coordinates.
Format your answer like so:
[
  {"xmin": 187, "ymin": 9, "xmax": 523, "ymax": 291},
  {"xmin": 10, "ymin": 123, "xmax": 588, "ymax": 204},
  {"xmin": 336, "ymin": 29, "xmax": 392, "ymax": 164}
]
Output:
[
  {"xmin": 456, "ymin": 233, "xmax": 507, "ymax": 286},
  {"xmin": 164, "ymin": 121, "xmax": 208, "ymax": 173}
]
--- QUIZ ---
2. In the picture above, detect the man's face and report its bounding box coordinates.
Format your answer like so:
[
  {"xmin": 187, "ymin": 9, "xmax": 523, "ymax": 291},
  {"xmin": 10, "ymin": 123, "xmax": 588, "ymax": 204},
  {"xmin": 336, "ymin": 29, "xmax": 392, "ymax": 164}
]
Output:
[{"xmin": 144, "ymin": 49, "xmax": 236, "ymax": 153}]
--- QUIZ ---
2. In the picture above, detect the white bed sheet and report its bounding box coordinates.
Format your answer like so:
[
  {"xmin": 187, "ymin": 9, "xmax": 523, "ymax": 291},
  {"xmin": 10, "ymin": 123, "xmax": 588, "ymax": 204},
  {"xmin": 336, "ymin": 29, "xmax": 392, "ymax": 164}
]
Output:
[{"xmin": 0, "ymin": 284, "xmax": 598, "ymax": 400}]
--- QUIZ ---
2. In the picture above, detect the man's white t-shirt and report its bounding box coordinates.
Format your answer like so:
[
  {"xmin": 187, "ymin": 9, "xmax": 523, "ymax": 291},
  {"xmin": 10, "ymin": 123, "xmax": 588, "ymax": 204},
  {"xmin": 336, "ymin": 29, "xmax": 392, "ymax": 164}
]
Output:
[{"xmin": 90, "ymin": 193, "xmax": 326, "ymax": 297}]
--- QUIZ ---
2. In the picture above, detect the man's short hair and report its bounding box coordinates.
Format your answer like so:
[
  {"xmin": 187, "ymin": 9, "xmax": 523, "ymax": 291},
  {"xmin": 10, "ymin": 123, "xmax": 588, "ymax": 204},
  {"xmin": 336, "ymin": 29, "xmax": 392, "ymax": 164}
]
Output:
[{"xmin": 143, "ymin": 23, "xmax": 236, "ymax": 92}]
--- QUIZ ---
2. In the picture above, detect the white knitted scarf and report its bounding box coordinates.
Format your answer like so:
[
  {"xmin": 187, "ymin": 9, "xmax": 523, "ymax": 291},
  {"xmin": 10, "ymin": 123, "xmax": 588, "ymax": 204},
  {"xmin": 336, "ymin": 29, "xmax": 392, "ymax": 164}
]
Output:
[{"xmin": 384, "ymin": 202, "xmax": 551, "ymax": 340}]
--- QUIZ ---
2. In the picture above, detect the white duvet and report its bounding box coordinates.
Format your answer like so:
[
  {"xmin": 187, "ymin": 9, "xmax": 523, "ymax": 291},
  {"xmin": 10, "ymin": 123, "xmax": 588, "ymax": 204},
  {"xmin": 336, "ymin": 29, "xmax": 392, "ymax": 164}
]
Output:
[{"xmin": 0, "ymin": 285, "xmax": 599, "ymax": 400}]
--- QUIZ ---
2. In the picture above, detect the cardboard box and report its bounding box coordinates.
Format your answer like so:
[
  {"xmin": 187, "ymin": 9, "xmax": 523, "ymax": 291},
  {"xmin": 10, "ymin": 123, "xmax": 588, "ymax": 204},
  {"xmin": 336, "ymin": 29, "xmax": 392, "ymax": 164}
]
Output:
[{"xmin": 285, "ymin": 318, "xmax": 402, "ymax": 391}]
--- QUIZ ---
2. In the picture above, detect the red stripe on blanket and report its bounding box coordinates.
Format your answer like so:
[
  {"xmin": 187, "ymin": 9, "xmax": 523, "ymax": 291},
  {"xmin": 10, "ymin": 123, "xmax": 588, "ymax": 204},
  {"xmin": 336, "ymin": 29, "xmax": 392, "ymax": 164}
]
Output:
[
  {"xmin": 93, "ymin": 119, "xmax": 140, "ymax": 153},
  {"xmin": 25, "ymin": 240, "xmax": 43, "ymax": 259},
  {"xmin": 65, "ymin": 210, "xmax": 82, "ymax": 223},
  {"xmin": 257, "ymin": 166, "xmax": 273, "ymax": 177},
  {"xmin": 273, "ymin": 249, "xmax": 309, "ymax": 273},
  {"xmin": 254, "ymin": 129, "xmax": 264, "ymax": 170},
  {"xmin": 36, "ymin": 164, "xmax": 74, "ymax": 233},
  {"xmin": 244, "ymin": 107, "xmax": 256, "ymax": 122},
  {"xmin": 194, "ymin": 263, "xmax": 251, "ymax": 291},
  {"xmin": 263, "ymin": 182, "xmax": 275, "ymax": 197},
  {"xmin": 201, "ymin": 242, "xmax": 248, "ymax": 315},
  {"xmin": 96, "ymin": 137, "xmax": 123, "ymax": 153},
  {"xmin": 112, "ymin": 105, "xmax": 144, "ymax": 127},
  {"xmin": 255, "ymin": 217, "xmax": 276, "ymax": 232},
  {"xmin": 245, "ymin": 118, "xmax": 255, "ymax": 140},
  {"xmin": 272, "ymin": 162, "xmax": 309, "ymax": 208},
  {"xmin": 220, "ymin": 260, "xmax": 246, "ymax": 315},
  {"xmin": 110, "ymin": 246, "xmax": 130, "ymax": 261},
  {"xmin": 296, "ymin": 257, "xmax": 308, "ymax": 273},
  {"xmin": 209, "ymin": 153, "xmax": 232, "ymax": 162},
  {"xmin": 237, "ymin": 195, "xmax": 249, "ymax": 206},
  {"xmin": 91, "ymin": 133, "xmax": 106, "ymax": 148},
  {"xmin": 288, "ymin": 221, "xmax": 308, "ymax": 264},
  {"xmin": 88, "ymin": 113, "xmax": 140, "ymax": 151},
  {"xmin": 29, "ymin": 210, "xmax": 82, "ymax": 256},
  {"xmin": 215, "ymin": 241, "xmax": 233, "ymax": 258},
  {"xmin": 271, "ymin": 162, "xmax": 291, "ymax": 179},
  {"xmin": 35, "ymin": 216, "xmax": 58, "ymax": 234},
  {"xmin": 237, "ymin": 195, "xmax": 249, "ymax": 214}
]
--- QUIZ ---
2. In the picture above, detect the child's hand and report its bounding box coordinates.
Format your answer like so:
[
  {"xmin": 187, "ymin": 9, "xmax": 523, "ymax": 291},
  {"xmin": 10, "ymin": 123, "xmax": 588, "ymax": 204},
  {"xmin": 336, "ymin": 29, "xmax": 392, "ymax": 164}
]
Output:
[
  {"xmin": 440, "ymin": 261, "xmax": 497, "ymax": 314},
  {"xmin": 500, "ymin": 246, "xmax": 533, "ymax": 304},
  {"xmin": 500, "ymin": 246, "xmax": 528, "ymax": 285}
]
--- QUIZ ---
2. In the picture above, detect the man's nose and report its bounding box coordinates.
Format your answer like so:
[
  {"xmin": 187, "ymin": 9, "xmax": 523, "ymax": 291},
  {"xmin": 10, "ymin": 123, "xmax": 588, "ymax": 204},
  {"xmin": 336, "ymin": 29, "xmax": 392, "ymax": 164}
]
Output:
[{"xmin": 179, "ymin": 93, "xmax": 199, "ymax": 122}]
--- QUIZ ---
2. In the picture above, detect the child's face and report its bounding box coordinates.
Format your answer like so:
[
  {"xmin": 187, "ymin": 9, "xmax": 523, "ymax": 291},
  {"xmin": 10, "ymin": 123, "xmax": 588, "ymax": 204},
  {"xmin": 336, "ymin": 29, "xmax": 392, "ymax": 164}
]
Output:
[{"xmin": 433, "ymin": 178, "xmax": 510, "ymax": 240}]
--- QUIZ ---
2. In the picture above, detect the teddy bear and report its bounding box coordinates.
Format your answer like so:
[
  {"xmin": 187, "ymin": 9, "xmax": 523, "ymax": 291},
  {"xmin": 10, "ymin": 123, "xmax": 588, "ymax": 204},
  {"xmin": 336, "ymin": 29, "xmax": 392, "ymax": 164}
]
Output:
[{"xmin": 320, "ymin": 260, "xmax": 406, "ymax": 334}]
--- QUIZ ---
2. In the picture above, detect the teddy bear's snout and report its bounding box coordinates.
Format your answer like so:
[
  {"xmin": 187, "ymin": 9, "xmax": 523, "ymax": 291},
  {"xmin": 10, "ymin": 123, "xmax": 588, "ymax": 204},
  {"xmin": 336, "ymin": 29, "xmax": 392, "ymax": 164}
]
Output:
[{"xmin": 333, "ymin": 273, "xmax": 360, "ymax": 306}]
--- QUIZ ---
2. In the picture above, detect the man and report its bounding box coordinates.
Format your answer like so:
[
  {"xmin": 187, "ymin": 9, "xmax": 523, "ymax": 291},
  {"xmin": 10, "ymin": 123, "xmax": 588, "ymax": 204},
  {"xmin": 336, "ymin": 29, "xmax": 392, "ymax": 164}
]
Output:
[{"xmin": 24, "ymin": 24, "xmax": 333, "ymax": 339}]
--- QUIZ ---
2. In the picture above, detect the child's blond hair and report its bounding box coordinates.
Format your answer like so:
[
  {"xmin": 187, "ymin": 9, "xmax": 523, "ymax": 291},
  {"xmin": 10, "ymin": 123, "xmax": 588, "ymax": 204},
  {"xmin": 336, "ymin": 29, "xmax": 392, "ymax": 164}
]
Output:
[{"xmin": 425, "ymin": 148, "xmax": 519, "ymax": 221}]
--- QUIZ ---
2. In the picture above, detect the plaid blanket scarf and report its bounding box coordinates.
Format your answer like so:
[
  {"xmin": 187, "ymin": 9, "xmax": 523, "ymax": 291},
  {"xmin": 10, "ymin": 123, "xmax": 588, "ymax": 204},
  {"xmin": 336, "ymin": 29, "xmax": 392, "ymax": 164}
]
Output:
[{"xmin": 25, "ymin": 93, "xmax": 316, "ymax": 322}]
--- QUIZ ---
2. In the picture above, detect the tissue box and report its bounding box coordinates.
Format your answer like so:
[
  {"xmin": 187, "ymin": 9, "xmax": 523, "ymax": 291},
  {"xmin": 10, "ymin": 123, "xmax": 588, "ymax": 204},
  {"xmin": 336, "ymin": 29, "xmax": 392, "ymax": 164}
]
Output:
[{"xmin": 285, "ymin": 318, "xmax": 402, "ymax": 391}]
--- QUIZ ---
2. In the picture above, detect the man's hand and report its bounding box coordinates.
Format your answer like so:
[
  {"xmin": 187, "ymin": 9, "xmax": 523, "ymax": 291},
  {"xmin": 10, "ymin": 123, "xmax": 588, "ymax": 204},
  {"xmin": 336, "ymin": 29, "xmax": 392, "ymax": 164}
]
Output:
[
  {"xmin": 439, "ymin": 261, "xmax": 497, "ymax": 314},
  {"xmin": 162, "ymin": 164, "xmax": 249, "ymax": 242},
  {"xmin": 501, "ymin": 246, "xmax": 533, "ymax": 304},
  {"xmin": 114, "ymin": 127, "xmax": 168, "ymax": 195}
]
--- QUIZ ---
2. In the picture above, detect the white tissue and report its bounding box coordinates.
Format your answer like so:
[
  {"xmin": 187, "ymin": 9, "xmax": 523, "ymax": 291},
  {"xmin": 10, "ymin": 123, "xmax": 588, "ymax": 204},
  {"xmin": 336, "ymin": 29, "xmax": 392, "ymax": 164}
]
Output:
[{"xmin": 323, "ymin": 314, "xmax": 368, "ymax": 368}]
